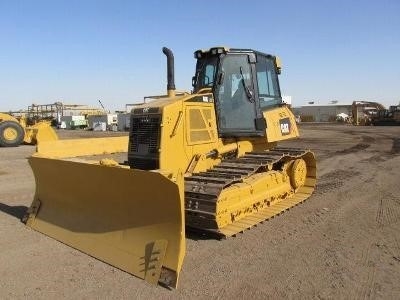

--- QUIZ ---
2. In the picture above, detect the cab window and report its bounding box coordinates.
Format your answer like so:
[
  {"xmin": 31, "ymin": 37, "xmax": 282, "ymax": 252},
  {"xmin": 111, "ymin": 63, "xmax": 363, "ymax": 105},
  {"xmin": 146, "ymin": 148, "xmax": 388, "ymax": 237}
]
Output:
[
  {"xmin": 256, "ymin": 56, "xmax": 281, "ymax": 108},
  {"xmin": 215, "ymin": 54, "xmax": 256, "ymax": 133}
]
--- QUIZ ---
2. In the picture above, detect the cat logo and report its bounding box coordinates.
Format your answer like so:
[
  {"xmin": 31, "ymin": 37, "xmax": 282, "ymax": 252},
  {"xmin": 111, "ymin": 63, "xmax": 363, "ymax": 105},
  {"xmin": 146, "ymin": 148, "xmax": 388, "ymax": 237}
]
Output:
[
  {"xmin": 279, "ymin": 118, "xmax": 291, "ymax": 135},
  {"xmin": 142, "ymin": 107, "xmax": 150, "ymax": 113}
]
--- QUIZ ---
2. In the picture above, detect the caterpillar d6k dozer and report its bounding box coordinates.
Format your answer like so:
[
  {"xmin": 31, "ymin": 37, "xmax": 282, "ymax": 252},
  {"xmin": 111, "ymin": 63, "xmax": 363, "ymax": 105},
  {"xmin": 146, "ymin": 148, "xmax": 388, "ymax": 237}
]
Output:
[
  {"xmin": 24, "ymin": 47, "xmax": 316, "ymax": 288},
  {"xmin": 0, "ymin": 112, "xmax": 58, "ymax": 147}
]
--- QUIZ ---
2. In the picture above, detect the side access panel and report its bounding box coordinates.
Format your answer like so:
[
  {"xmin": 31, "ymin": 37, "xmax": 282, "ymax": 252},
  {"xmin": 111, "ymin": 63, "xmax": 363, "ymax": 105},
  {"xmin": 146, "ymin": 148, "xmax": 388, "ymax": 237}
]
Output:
[{"xmin": 25, "ymin": 157, "xmax": 185, "ymax": 288}]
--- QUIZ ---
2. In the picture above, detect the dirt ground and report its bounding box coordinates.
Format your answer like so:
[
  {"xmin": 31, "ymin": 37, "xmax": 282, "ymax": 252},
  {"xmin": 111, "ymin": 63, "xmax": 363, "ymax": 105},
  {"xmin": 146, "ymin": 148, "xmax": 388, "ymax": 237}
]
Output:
[{"xmin": 1, "ymin": 124, "xmax": 399, "ymax": 299}]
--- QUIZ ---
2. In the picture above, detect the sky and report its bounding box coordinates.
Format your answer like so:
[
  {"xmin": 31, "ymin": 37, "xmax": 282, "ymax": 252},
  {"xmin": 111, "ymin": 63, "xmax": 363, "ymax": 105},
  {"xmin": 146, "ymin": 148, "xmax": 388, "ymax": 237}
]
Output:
[{"xmin": 0, "ymin": 0, "xmax": 399, "ymax": 111}]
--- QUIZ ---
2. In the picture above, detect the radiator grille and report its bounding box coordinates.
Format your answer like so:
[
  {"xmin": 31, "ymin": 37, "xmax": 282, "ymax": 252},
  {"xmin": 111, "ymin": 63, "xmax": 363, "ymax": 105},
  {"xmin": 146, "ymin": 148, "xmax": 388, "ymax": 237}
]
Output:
[{"xmin": 128, "ymin": 114, "xmax": 161, "ymax": 170}]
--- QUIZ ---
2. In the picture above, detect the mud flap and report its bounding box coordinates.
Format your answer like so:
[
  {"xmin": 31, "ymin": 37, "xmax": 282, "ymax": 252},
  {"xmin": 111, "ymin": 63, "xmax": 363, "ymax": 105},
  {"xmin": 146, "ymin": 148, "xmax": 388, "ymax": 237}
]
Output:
[{"xmin": 25, "ymin": 157, "xmax": 185, "ymax": 288}]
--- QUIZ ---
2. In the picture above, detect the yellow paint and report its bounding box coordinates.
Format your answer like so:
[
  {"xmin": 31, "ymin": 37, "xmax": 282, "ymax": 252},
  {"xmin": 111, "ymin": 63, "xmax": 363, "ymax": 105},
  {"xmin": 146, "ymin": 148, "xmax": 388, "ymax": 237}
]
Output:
[
  {"xmin": 26, "ymin": 156, "xmax": 185, "ymax": 288},
  {"xmin": 25, "ymin": 93, "xmax": 309, "ymax": 287},
  {"xmin": 0, "ymin": 112, "xmax": 20, "ymax": 123},
  {"xmin": 24, "ymin": 48, "xmax": 317, "ymax": 288},
  {"xmin": 3, "ymin": 126, "xmax": 18, "ymax": 141},
  {"xmin": 0, "ymin": 113, "xmax": 58, "ymax": 146},
  {"xmin": 35, "ymin": 136, "xmax": 128, "ymax": 158},
  {"xmin": 24, "ymin": 121, "xmax": 58, "ymax": 145}
]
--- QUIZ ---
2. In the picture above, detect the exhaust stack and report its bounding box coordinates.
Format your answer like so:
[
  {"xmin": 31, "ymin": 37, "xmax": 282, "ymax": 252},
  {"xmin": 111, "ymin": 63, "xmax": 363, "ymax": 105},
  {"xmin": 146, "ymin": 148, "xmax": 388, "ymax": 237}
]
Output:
[{"xmin": 162, "ymin": 47, "xmax": 176, "ymax": 97}]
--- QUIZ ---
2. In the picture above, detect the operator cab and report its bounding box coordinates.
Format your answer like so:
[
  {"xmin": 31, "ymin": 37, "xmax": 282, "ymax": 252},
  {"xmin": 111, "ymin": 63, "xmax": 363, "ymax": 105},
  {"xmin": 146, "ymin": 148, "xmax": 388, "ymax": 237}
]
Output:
[{"xmin": 192, "ymin": 47, "xmax": 282, "ymax": 137}]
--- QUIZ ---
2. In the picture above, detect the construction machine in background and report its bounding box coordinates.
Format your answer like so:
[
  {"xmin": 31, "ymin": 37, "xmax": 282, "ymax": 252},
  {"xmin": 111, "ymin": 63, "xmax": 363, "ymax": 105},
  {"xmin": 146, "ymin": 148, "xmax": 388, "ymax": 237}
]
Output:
[
  {"xmin": 0, "ymin": 113, "xmax": 58, "ymax": 147},
  {"xmin": 371, "ymin": 104, "xmax": 400, "ymax": 125},
  {"xmin": 24, "ymin": 47, "xmax": 316, "ymax": 288},
  {"xmin": 351, "ymin": 100, "xmax": 385, "ymax": 125}
]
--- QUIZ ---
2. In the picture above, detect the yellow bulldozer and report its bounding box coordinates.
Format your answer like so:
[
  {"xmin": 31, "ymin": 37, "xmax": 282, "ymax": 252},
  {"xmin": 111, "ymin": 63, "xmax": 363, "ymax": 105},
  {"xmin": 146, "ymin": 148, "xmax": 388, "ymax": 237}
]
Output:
[
  {"xmin": 0, "ymin": 113, "xmax": 58, "ymax": 147},
  {"xmin": 24, "ymin": 47, "xmax": 316, "ymax": 288}
]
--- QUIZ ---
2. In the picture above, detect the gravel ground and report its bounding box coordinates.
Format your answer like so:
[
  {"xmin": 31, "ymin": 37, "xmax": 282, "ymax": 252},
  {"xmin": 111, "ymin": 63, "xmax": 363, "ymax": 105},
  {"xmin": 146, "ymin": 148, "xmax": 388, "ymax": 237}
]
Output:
[{"xmin": 0, "ymin": 124, "xmax": 399, "ymax": 299}]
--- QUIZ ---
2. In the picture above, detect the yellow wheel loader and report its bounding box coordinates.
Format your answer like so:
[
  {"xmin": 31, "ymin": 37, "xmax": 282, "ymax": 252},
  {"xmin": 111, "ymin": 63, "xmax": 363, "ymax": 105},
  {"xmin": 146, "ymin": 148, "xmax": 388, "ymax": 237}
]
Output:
[
  {"xmin": 24, "ymin": 47, "xmax": 316, "ymax": 288},
  {"xmin": 0, "ymin": 112, "xmax": 58, "ymax": 147}
]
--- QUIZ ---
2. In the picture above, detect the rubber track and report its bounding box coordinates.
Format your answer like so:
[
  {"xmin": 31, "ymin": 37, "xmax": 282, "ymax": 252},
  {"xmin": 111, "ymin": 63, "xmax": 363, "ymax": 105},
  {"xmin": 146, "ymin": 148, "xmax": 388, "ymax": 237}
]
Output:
[{"xmin": 184, "ymin": 147, "xmax": 316, "ymax": 238}]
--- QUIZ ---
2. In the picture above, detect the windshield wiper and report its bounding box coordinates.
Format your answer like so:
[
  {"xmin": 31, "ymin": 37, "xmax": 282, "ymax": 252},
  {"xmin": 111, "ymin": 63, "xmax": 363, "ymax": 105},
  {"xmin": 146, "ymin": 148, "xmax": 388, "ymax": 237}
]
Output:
[{"xmin": 240, "ymin": 66, "xmax": 254, "ymax": 102}]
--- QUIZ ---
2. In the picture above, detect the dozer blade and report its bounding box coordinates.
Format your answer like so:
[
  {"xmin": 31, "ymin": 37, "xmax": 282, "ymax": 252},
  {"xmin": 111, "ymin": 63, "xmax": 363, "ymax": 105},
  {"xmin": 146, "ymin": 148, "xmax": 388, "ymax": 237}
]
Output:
[
  {"xmin": 25, "ymin": 156, "xmax": 185, "ymax": 288},
  {"xmin": 36, "ymin": 136, "xmax": 129, "ymax": 158}
]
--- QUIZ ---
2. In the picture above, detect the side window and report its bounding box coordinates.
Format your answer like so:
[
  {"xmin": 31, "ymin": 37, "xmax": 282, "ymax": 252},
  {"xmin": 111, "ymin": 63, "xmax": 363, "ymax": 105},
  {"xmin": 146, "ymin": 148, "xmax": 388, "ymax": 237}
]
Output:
[
  {"xmin": 256, "ymin": 56, "xmax": 281, "ymax": 108},
  {"xmin": 257, "ymin": 71, "xmax": 268, "ymax": 95},
  {"xmin": 266, "ymin": 68, "xmax": 277, "ymax": 96},
  {"xmin": 194, "ymin": 56, "xmax": 218, "ymax": 91},
  {"xmin": 204, "ymin": 64, "xmax": 215, "ymax": 86}
]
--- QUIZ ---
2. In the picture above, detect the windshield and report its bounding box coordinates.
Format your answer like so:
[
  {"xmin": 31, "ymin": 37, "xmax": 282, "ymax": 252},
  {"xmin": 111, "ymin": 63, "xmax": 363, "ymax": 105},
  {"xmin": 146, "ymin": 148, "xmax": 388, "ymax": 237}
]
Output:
[
  {"xmin": 193, "ymin": 56, "xmax": 219, "ymax": 92},
  {"xmin": 214, "ymin": 54, "xmax": 256, "ymax": 132}
]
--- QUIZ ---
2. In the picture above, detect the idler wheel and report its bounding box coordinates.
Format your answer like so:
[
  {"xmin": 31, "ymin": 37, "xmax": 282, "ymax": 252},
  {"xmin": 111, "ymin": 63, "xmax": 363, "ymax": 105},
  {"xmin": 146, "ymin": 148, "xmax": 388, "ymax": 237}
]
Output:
[{"xmin": 289, "ymin": 159, "xmax": 307, "ymax": 189}]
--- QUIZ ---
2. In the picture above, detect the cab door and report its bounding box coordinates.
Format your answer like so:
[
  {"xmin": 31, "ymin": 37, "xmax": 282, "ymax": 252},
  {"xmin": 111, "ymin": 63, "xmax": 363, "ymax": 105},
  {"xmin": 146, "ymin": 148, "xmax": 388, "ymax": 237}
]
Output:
[{"xmin": 214, "ymin": 53, "xmax": 258, "ymax": 136}]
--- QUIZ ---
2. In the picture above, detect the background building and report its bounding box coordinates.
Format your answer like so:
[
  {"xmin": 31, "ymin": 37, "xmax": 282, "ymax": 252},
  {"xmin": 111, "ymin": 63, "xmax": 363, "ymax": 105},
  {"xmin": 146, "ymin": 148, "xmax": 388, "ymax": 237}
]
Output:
[{"xmin": 293, "ymin": 101, "xmax": 352, "ymax": 122}]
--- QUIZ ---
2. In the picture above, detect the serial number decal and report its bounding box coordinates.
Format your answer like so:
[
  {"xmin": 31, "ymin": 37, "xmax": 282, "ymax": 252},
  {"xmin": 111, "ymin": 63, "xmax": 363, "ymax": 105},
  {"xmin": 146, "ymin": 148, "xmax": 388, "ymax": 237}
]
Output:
[{"xmin": 279, "ymin": 118, "xmax": 291, "ymax": 135}]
